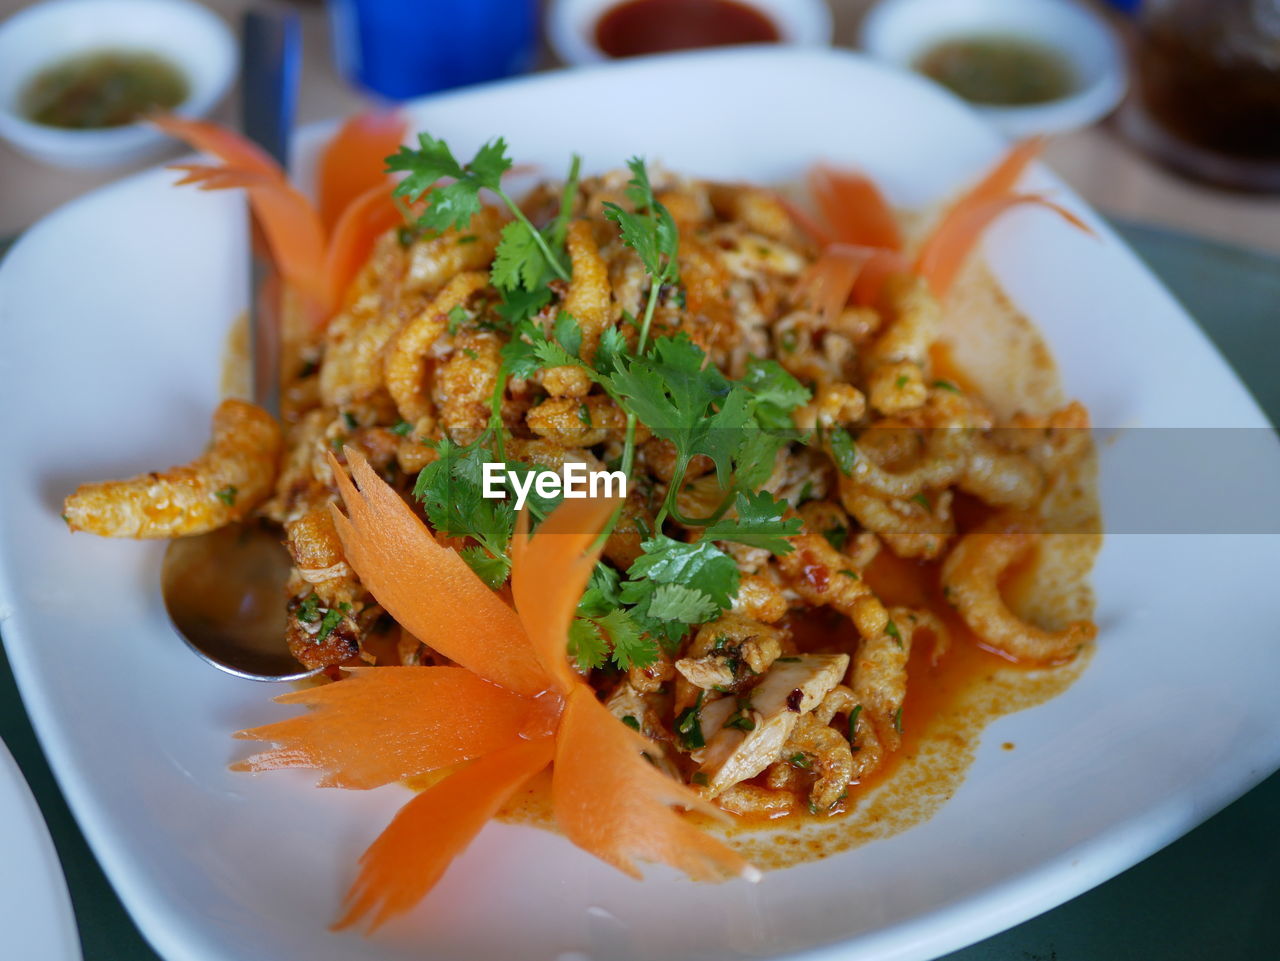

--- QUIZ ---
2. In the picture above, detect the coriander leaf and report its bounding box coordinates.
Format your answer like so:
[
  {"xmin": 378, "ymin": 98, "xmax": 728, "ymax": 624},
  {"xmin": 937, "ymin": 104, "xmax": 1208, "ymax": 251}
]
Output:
[
  {"xmin": 732, "ymin": 427, "xmax": 785, "ymax": 491},
  {"xmin": 594, "ymin": 325, "xmax": 628, "ymax": 376},
  {"xmin": 386, "ymin": 133, "xmax": 464, "ymax": 196},
  {"xmin": 466, "ymin": 137, "xmax": 512, "ymax": 192},
  {"xmin": 553, "ymin": 312, "xmax": 583, "ymax": 359},
  {"xmin": 577, "ymin": 562, "xmax": 622, "ymax": 618},
  {"xmin": 568, "ymin": 616, "xmax": 607, "ymax": 671},
  {"xmin": 446, "ymin": 304, "xmax": 468, "ymax": 335},
  {"xmin": 387, "ymin": 134, "xmax": 512, "ymax": 233},
  {"xmin": 412, "ymin": 438, "xmax": 511, "ymax": 556},
  {"xmin": 742, "ymin": 358, "xmax": 811, "ymax": 430},
  {"xmin": 491, "ymin": 219, "xmax": 549, "ymax": 292},
  {"xmin": 459, "ymin": 545, "xmax": 511, "ymax": 589},
  {"xmin": 499, "ymin": 321, "xmax": 546, "ymax": 380},
  {"xmin": 624, "ymin": 535, "xmax": 740, "ymax": 610},
  {"xmin": 532, "ymin": 337, "xmax": 584, "ymax": 373},
  {"xmin": 496, "ymin": 285, "xmax": 551, "ymax": 329},
  {"xmin": 603, "ymin": 202, "xmax": 664, "ymax": 280},
  {"xmin": 214, "ymin": 485, "xmax": 237, "ymax": 506},
  {"xmin": 606, "ymin": 334, "xmax": 728, "ymax": 435},
  {"xmin": 596, "ymin": 608, "xmax": 655, "ymax": 669},
  {"xmin": 643, "ymin": 583, "xmax": 718, "ymax": 624},
  {"xmin": 702, "ymin": 491, "xmax": 800, "ymax": 555}
]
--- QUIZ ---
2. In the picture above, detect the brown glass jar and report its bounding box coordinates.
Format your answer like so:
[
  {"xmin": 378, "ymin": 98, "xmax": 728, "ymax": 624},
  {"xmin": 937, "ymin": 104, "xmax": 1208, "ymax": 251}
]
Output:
[{"xmin": 1122, "ymin": 0, "xmax": 1280, "ymax": 191}]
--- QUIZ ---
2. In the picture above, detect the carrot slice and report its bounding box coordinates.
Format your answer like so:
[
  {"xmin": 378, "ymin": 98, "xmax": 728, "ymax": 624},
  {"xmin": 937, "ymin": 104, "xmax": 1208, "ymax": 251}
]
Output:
[
  {"xmin": 809, "ymin": 164, "xmax": 903, "ymax": 251},
  {"xmin": 327, "ymin": 449, "xmax": 550, "ymax": 698},
  {"xmin": 317, "ymin": 111, "xmax": 406, "ymax": 234},
  {"xmin": 797, "ymin": 244, "xmax": 910, "ymax": 320},
  {"xmin": 232, "ymin": 666, "xmax": 536, "ymax": 789},
  {"xmin": 959, "ymin": 136, "xmax": 1046, "ymax": 210},
  {"xmin": 156, "ymin": 115, "xmax": 330, "ymax": 312},
  {"xmin": 553, "ymin": 685, "xmax": 758, "ymax": 883},
  {"xmin": 915, "ymin": 192, "xmax": 1092, "ymax": 297},
  {"xmin": 510, "ymin": 497, "xmax": 619, "ymax": 694},
  {"xmin": 324, "ymin": 184, "xmax": 404, "ymax": 310},
  {"xmin": 151, "ymin": 114, "xmax": 279, "ymax": 178},
  {"xmin": 778, "ymin": 194, "xmax": 833, "ymax": 248},
  {"xmin": 335, "ymin": 736, "xmax": 554, "ymax": 931},
  {"xmin": 852, "ymin": 247, "xmax": 912, "ymax": 307}
]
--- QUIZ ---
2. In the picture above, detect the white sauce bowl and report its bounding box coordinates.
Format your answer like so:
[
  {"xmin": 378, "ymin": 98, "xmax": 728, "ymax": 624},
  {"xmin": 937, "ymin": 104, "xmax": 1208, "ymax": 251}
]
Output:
[
  {"xmin": 0, "ymin": 0, "xmax": 235, "ymax": 169},
  {"xmin": 860, "ymin": 0, "xmax": 1127, "ymax": 139}
]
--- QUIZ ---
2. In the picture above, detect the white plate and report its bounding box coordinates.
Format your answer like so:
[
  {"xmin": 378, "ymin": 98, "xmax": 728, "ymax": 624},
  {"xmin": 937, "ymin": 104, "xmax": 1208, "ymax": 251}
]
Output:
[
  {"xmin": 0, "ymin": 739, "xmax": 81, "ymax": 961},
  {"xmin": 1, "ymin": 48, "xmax": 1278, "ymax": 961}
]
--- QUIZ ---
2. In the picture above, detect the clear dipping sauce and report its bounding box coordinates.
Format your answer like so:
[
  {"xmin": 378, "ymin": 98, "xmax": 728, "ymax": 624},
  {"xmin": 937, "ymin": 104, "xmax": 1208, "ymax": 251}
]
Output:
[
  {"xmin": 21, "ymin": 49, "xmax": 188, "ymax": 129},
  {"xmin": 914, "ymin": 35, "xmax": 1076, "ymax": 106}
]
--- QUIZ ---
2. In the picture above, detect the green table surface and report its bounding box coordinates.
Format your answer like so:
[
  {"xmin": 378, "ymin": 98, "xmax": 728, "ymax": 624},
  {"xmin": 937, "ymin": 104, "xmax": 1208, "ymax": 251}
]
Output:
[{"xmin": 1, "ymin": 222, "xmax": 1277, "ymax": 961}]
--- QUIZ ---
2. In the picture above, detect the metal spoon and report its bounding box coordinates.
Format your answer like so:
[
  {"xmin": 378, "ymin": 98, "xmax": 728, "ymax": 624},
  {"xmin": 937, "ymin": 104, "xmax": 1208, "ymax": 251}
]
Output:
[{"xmin": 161, "ymin": 11, "xmax": 319, "ymax": 682}]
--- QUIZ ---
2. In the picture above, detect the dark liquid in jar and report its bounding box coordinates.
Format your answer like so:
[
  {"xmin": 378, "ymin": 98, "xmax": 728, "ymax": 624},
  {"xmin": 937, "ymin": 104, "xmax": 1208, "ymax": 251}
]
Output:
[
  {"xmin": 1137, "ymin": 16, "xmax": 1280, "ymax": 161},
  {"xmin": 595, "ymin": 0, "xmax": 780, "ymax": 59}
]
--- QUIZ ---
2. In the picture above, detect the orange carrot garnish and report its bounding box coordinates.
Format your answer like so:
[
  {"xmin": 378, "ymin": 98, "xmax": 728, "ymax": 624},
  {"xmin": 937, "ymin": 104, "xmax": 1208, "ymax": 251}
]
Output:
[
  {"xmin": 916, "ymin": 191, "xmax": 1092, "ymax": 297},
  {"xmin": 157, "ymin": 111, "xmax": 409, "ymax": 322},
  {"xmin": 800, "ymin": 243, "xmax": 910, "ymax": 321},
  {"xmin": 233, "ymin": 450, "xmax": 760, "ymax": 930},
  {"xmin": 154, "ymin": 116, "xmax": 329, "ymax": 311},
  {"xmin": 511, "ymin": 495, "xmax": 620, "ymax": 694},
  {"xmin": 335, "ymin": 736, "xmax": 555, "ymax": 932},
  {"xmin": 956, "ymin": 136, "xmax": 1047, "ymax": 210},
  {"xmin": 324, "ymin": 184, "xmax": 404, "ymax": 309},
  {"xmin": 554, "ymin": 685, "xmax": 757, "ymax": 883},
  {"xmin": 317, "ymin": 111, "xmax": 407, "ymax": 234},
  {"xmin": 232, "ymin": 667, "xmax": 537, "ymax": 789},
  {"xmin": 799, "ymin": 137, "xmax": 1089, "ymax": 310},
  {"xmin": 152, "ymin": 114, "xmax": 278, "ymax": 176},
  {"xmin": 809, "ymin": 164, "xmax": 903, "ymax": 251},
  {"xmin": 326, "ymin": 450, "xmax": 548, "ymax": 698}
]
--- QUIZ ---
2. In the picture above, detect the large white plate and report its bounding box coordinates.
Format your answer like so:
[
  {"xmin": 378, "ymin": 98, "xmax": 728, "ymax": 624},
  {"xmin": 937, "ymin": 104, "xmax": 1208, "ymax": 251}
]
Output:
[
  {"xmin": 1, "ymin": 48, "xmax": 1278, "ymax": 961},
  {"xmin": 0, "ymin": 739, "xmax": 81, "ymax": 961}
]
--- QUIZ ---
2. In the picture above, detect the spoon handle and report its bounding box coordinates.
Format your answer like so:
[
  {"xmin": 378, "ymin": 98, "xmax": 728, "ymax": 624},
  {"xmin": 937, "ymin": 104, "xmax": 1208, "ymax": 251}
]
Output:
[{"xmin": 240, "ymin": 11, "xmax": 301, "ymax": 418}]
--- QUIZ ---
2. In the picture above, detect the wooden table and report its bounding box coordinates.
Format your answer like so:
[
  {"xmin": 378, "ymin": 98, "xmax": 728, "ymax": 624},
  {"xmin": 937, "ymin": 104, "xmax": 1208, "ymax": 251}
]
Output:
[{"xmin": 1, "ymin": 0, "xmax": 1278, "ymax": 253}]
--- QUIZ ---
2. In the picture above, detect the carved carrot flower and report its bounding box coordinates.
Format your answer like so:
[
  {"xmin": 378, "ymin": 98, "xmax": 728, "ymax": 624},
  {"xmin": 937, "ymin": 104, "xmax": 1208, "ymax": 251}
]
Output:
[
  {"xmin": 798, "ymin": 137, "xmax": 1090, "ymax": 319},
  {"xmin": 152, "ymin": 111, "xmax": 407, "ymax": 318},
  {"xmin": 234, "ymin": 450, "xmax": 757, "ymax": 931}
]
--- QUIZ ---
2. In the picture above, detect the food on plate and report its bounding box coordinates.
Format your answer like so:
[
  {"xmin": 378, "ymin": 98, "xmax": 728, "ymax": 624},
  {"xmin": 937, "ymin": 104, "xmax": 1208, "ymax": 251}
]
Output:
[{"xmin": 64, "ymin": 111, "xmax": 1099, "ymax": 929}]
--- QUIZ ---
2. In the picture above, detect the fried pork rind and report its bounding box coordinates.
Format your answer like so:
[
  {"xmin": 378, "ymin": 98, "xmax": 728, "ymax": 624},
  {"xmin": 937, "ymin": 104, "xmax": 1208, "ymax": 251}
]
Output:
[
  {"xmin": 941, "ymin": 531, "xmax": 1097, "ymax": 663},
  {"xmin": 70, "ymin": 159, "xmax": 1099, "ymax": 819},
  {"xmin": 64, "ymin": 399, "xmax": 281, "ymax": 538}
]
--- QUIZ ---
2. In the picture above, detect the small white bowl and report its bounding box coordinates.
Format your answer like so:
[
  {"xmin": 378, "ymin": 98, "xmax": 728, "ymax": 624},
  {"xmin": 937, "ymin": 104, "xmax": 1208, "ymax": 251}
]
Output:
[
  {"xmin": 548, "ymin": 0, "xmax": 832, "ymax": 67},
  {"xmin": 860, "ymin": 0, "xmax": 1127, "ymax": 139},
  {"xmin": 0, "ymin": 0, "xmax": 235, "ymax": 169}
]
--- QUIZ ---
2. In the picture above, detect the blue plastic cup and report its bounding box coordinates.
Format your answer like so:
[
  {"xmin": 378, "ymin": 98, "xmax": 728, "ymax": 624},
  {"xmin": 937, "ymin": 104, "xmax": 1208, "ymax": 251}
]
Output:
[{"xmin": 328, "ymin": 0, "xmax": 540, "ymax": 100}]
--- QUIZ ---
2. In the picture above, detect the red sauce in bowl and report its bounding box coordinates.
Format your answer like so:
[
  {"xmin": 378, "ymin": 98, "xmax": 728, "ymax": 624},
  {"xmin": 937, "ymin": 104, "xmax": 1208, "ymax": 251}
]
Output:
[{"xmin": 595, "ymin": 0, "xmax": 780, "ymax": 59}]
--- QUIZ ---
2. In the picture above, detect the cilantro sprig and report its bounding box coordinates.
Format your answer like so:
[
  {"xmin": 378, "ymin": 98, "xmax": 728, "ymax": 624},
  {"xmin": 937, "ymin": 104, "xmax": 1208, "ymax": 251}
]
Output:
[
  {"xmin": 386, "ymin": 133, "xmax": 570, "ymax": 284},
  {"xmin": 384, "ymin": 134, "xmax": 818, "ymax": 669}
]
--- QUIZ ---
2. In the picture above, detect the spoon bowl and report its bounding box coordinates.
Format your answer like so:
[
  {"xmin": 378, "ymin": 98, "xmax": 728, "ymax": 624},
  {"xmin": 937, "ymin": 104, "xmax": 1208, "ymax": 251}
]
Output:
[{"xmin": 161, "ymin": 520, "xmax": 321, "ymax": 681}]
